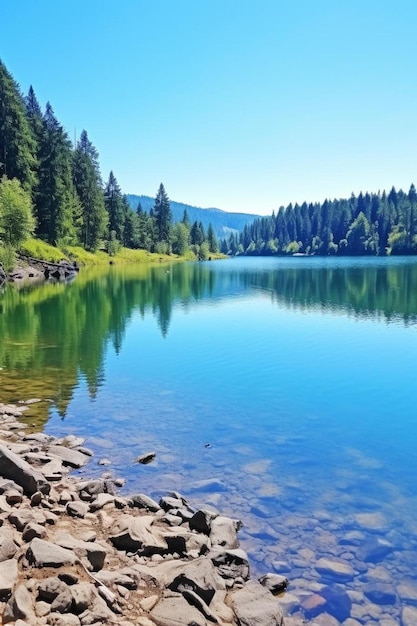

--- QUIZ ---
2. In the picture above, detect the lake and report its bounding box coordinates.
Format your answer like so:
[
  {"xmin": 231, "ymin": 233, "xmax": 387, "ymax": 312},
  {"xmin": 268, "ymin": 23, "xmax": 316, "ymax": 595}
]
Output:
[{"xmin": 1, "ymin": 256, "xmax": 417, "ymax": 624}]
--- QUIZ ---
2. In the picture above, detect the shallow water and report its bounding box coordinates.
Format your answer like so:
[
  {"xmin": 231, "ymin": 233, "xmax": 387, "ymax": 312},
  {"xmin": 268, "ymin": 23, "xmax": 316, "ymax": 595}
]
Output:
[{"xmin": 1, "ymin": 256, "xmax": 417, "ymax": 623}]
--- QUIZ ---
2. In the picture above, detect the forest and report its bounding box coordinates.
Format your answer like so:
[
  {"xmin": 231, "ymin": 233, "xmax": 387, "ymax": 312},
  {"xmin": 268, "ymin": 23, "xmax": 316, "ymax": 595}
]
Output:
[
  {"xmin": 0, "ymin": 59, "xmax": 219, "ymax": 268},
  {"xmin": 224, "ymin": 185, "xmax": 417, "ymax": 257}
]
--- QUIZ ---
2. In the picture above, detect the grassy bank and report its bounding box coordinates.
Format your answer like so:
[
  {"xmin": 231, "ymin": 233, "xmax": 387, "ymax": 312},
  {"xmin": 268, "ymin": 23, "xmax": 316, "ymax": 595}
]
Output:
[{"xmin": 18, "ymin": 238, "xmax": 225, "ymax": 267}]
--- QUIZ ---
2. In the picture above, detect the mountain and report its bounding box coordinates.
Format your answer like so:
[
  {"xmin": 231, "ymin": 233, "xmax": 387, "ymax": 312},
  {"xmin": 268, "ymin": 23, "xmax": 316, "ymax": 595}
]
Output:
[{"xmin": 126, "ymin": 194, "xmax": 261, "ymax": 240}]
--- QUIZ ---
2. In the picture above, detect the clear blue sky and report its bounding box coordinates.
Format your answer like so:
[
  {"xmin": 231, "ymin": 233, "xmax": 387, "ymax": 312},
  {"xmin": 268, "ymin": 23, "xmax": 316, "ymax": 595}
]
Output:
[{"xmin": 2, "ymin": 0, "xmax": 417, "ymax": 215}]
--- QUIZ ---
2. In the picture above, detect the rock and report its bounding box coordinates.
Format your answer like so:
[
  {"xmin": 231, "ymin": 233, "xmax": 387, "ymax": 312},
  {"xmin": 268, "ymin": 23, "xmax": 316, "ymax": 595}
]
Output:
[
  {"xmin": 258, "ymin": 573, "xmax": 289, "ymax": 594},
  {"xmin": 150, "ymin": 593, "xmax": 207, "ymax": 626},
  {"xmin": 5, "ymin": 488, "xmax": 23, "ymax": 505},
  {"xmin": 301, "ymin": 592, "xmax": 327, "ymax": 618},
  {"xmin": 136, "ymin": 451, "xmax": 156, "ymax": 464},
  {"xmin": 8, "ymin": 506, "xmax": 37, "ymax": 531},
  {"xmin": 361, "ymin": 537, "xmax": 394, "ymax": 563},
  {"xmin": 130, "ymin": 493, "xmax": 161, "ymax": 512},
  {"xmin": 54, "ymin": 533, "xmax": 107, "ymax": 571},
  {"xmin": 89, "ymin": 493, "xmax": 115, "ymax": 511},
  {"xmin": 0, "ymin": 444, "xmax": 50, "ymax": 495},
  {"xmin": 188, "ymin": 478, "xmax": 227, "ymax": 493},
  {"xmin": 0, "ymin": 536, "xmax": 17, "ymax": 562},
  {"xmin": 320, "ymin": 585, "xmax": 352, "ymax": 621},
  {"xmin": 48, "ymin": 613, "xmax": 81, "ymax": 625},
  {"xmin": 47, "ymin": 445, "xmax": 90, "ymax": 468},
  {"xmin": 22, "ymin": 521, "xmax": 46, "ymax": 542},
  {"xmin": 3, "ymin": 584, "xmax": 34, "ymax": 623},
  {"xmin": 0, "ymin": 558, "xmax": 18, "ymax": 600},
  {"xmin": 363, "ymin": 583, "xmax": 397, "ymax": 605},
  {"xmin": 50, "ymin": 587, "xmax": 73, "ymax": 613},
  {"xmin": 231, "ymin": 580, "xmax": 285, "ymax": 625},
  {"xmin": 402, "ymin": 606, "xmax": 417, "ymax": 626},
  {"xmin": 110, "ymin": 515, "xmax": 166, "ymax": 554},
  {"xmin": 210, "ymin": 515, "xmax": 241, "ymax": 548},
  {"xmin": 211, "ymin": 548, "xmax": 250, "ymax": 582},
  {"xmin": 315, "ymin": 557, "xmax": 355, "ymax": 581},
  {"xmin": 38, "ymin": 577, "xmax": 69, "ymax": 602},
  {"xmin": 71, "ymin": 583, "xmax": 96, "ymax": 613},
  {"xmin": 27, "ymin": 538, "xmax": 77, "ymax": 567},
  {"xmin": 67, "ymin": 501, "xmax": 89, "ymax": 518},
  {"xmin": 30, "ymin": 491, "xmax": 43, "ymax": 506},
  {"xmin": 397, "ymin": 579, "xmax": 417, "ymax": 604},
  {"xmin": 189, "ymin": 509, "xmax": 217, "ymax": 535}
]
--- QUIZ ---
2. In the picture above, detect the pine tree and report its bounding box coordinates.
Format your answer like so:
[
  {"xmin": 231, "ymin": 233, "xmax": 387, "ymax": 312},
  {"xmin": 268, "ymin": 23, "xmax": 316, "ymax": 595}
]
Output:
[
  {"xmin": 0, "ymin": 60, "xmax": 37, "ymax": 192},
  {"xmin": 73, "ymin": 130, "xmax": 107, "ymax": 250},
  {"xmin": 104, "ymin": 171, "xmax": 127, "ymax": 244},
  {"xmin": 36, "ymin": 102, "xmax": 78, "ymax": 244},
  {"xmin": 153, "ymin": 183, "xmax": 172, "ymax": 244},
  {"xmin": 207, "ymin": 223, "xmax": 219, "ymax": 253}
]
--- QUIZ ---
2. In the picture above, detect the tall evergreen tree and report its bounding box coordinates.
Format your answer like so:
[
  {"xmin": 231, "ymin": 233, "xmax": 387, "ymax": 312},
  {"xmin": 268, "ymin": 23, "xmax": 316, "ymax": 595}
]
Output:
[
  {"xmin": 73, "ymin": 130, "xmax": 107, "ymax": 250},
  {"xmin": 153, "ymin": 183, "xmax": 172, "ymax": 244},
  {"xmin": 0, "ymin": 60, "xmax": 37, "ymax": 192},
  {"xmin": 104, "ymin": 171, "xmax": 127, "ymax": 244},
  {"xmin": 36, "ymin": 102, "xmax": 78, "ymax": 244}
]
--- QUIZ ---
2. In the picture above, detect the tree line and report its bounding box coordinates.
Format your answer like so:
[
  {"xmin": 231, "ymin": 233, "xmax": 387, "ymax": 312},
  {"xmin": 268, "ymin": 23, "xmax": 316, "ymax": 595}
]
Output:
[
  {"xmin": 0, "ymin": 59, "xmax": 218, "ymax": 265},
  {"xmin": 223, "ymin": 185, "xmax": 417, "ymax": 257}
]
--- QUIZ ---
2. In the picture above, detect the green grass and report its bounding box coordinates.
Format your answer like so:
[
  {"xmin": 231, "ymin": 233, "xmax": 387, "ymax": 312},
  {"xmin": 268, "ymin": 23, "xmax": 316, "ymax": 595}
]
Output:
[{"xmin": 20, "ymin": 239, "xmax": 66, "ymax": 263}]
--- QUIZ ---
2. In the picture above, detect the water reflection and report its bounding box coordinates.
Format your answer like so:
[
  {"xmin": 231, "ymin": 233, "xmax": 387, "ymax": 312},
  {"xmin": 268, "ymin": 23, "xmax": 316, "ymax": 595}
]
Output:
[{"xmin": 1, "ymin": 258, "xmax": 417, "ymax": 426}]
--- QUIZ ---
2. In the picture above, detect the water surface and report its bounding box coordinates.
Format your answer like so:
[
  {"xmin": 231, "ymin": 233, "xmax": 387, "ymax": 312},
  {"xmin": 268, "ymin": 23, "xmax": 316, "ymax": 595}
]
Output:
[{"xmin": 1, "ymin": 256, "xmax": 417, "ymax": 624}]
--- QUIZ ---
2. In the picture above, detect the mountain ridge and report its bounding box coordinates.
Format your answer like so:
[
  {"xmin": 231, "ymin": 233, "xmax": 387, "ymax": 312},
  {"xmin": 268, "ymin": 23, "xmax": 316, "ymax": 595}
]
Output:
[{"xmin": 126, "ymin": 194, "xmax": 261, "ymax": 240}]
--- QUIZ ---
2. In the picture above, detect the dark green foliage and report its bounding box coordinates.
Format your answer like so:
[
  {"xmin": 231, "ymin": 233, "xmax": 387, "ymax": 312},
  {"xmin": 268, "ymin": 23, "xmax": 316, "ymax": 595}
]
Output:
[
  {"xmin": 36, "ymin": 103, "xmax": 78, "ymax": 244},
  {"xmin": 153, "ymin": 183, "xmax": 172, "ymax": 245},
  {"xmin": 232, "ymin": 184, "xmax": 417, "ymax": 257},
  {"xmin": 73, "ymin": 130, "xmax": 107, "ymax": 250},
  {"xmin": 0, "ymin": 61, "xmax": 37, "ymax": 192}
]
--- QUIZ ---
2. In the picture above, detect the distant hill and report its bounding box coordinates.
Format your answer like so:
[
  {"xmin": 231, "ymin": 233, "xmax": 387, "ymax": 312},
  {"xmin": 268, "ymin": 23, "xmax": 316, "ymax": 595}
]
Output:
[{"xmin": 126, "ymin": 194, "xmax": 261, "ymax": 240}]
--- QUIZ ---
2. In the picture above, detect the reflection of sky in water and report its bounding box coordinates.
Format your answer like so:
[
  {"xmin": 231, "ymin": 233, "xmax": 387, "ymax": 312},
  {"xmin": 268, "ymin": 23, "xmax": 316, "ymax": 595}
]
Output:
[{"xmin": 42, "ymin": 258, "xmax": 417, "ymax": 623}]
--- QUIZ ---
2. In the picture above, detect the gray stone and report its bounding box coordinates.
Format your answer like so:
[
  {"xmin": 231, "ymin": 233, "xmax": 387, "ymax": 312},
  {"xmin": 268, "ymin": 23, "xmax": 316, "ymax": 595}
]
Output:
[
  {"xmin": 27, "ymin": 538, "xmax": 77, "ymax": 567},
  {"xmin": 258, "ymin": 573, "xmax": 289, "ymax": 594},
  {"xmin": 48, "ymin": 445, "xmax": 90, "ymax": 468},
  {"xmin": 130, "ymin": 493, "xmax": 161, "ymax": 512},
  {"xmin": 363, "ymin": 583, "xmax": 397, "ymax": 605},
  {"xmin": 67, "ymin": 501, "xmax": 89, "ymax": 518},
  {"xmin": 8, "ymin": 506, "xmax": 37, "ymax": 531},
  {"xmin": 110, "ymin": 515, "xmax": 166, "ymax": 554},
  {"xmin": 361, "ymin": 537, "xmax": 394, "ymax": 563},
  {"xmin": 0, "ymin": 444, "xmax": 50, "ymax": 495},
  {"xmin": 96, "ymin": 570, "xmax": 137, "ymax": 589},
  {"xmin": 210, "ymin": 515, "xmax": 241, "ymax": 548},
  {"xmin": 136, "ymin": 451, "xmax": 156, "ymax": 464},
  {"xmin": 231, "ymin": 580, "xmax": 284, "ymax": 626},
  {"xmin": 320, "ymin": 585, "xmax": 352, "ymax": 622},
  {"xmin": 0, "ymin": 536, "xmax": 17, "ymax": 562},
  {"xmin": 22, "ymin": 521, "xmax": 46, "ymax": 542},
  {"xmin": 5, "ymin": 488, "xmax": 23, "ymax": 505},
  {"xmin": 397, "ymin": 579, "xmax": 417, "ymax": 603},
  {"xmin": 50, "ymin": 588, "xmax": 73, "ymax": 613},
  {"xmin": 315, "ymin": 557, "xmax": 355, "ymax": 581},
  {"xmin": 48, "ymin": 612, "xmax": 81, "ymax": 625},
  {"xmin": 3, "ymin": 584, "xmax": 34, "ymax": 623},
  {"xmin": 55, "ymin": 533, "xmax": 107, "ymax": 571},
  {"xmin": 150, "ymin": 593, "xmax": 207, "ymax": 626},
  {"xmin": 402, "ymin": 606, "xmax": 417, "ymax": 626},
  {"xmin": 71, "ymin": 583, "xmax": 96, "ymax": 613},
  {"xmin": 189, "ymin": 509, "xmax": 217, "ymax": 535},
  {"xmin": 0, "ymin": 558, "xmax": 18, "ymax": 600},
  {"xmin": 38, "ymin": 577, "xmax": 69, "ymax": 602},
  {"xmin": 211, "ymin": 548, "xmax": 250, "ymax": 581},
  {"xmin": 89, "ymin": 493, "xmax": 114, "ymax": 512}
]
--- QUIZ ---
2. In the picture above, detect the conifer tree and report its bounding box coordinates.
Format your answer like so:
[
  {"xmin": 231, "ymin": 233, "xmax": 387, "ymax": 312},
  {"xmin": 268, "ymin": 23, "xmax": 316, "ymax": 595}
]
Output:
[
  {"xmin": 153, "ymin": 183, "xmax": 172, "ymax": 244},
  {"xmin": 73, "ymin": 130, "xmax": 107, "ymax": 250},
  {"xmin": 0, "ymin": 60, "xmax": 37, "ymax": 192}
]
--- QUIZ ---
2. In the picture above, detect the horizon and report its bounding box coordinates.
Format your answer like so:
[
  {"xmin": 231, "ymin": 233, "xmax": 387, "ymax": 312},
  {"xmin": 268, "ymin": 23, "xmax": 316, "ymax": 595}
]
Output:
[{"xmin": 2, "ymin": 1, "xmax": 417, "ymax": 216}]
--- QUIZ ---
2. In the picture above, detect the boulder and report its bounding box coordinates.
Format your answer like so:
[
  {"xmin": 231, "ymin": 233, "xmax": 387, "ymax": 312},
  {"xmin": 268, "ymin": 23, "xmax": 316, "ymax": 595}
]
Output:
[
  {"xmin": 210, "ymin": 515, "xmax": 241, "ymax": 548},
  {"xmin": 0, "ymin": 536, "xmax": 17, "ymax": 562},
  {"xmin": 231, "ymin": 580, "xmax": 285, "ymax": 626},
  {"xmin": 0, "ymin": 558, "xmax": 18, "ymax": 600},
  {"xmin": 211, "ymin": 548, "xmax": 250, "ymax": 582},
  {"xmin": 258, "ymin": 573, "xmax": 289, "ymax": 594},
  {"xmin": 0, "ymin": 444, "xmax": 50, "ymax": 495},
  {"xmin": 315, "ymin": 557, "xmax": 356, "ymax": 581},
  {"xmin": 130, "ymin": 493, "xmax": 161, "ymax": 512},
  {"xmin": 38, "ymin": 577, "xmax": 69, "ymax": 602},
  {"xmin": 47, "ymin": 445, "xmax": 90, "ymax": 468},
  {"xmin": 27, "ymin": 538, "xmax": 77, "ymax": 567},
  {"xmin": 3, "ymin": 584, "xmax": 34, "ymax": 623},
  {"xmin": 150, "ymin": 593, "xmax": 207, "ymax": 626}
]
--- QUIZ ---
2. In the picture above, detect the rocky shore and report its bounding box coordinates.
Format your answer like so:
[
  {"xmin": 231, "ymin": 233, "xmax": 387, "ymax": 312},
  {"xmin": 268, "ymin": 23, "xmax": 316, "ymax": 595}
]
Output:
[
  {"xmin": 0, "ymin": 401, "xmax": 288, "ymax": 626},
  {"xmin": 0, "ymin": 257, "xmax": 78, "ymax": 288}
]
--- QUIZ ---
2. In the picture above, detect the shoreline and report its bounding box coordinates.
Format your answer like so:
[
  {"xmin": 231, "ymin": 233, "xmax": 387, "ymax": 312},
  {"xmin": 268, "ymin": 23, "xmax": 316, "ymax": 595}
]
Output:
[{"xmin": 0, "ymin": 400, "xmax": 288, "ymax": 626}]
